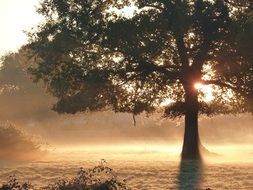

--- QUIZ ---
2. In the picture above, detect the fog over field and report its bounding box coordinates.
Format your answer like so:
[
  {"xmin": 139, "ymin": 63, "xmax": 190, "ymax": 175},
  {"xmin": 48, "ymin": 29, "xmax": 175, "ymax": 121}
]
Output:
[
  {"xmin": 0, "ymin": 44, "xmax": 251, "ymax": 165},
  {"xmin": 0, "ymin": 0, "xmax": 253, "ymax": 189},
  {"xmin": 1, "ymin": 109, "xmax": 253, "ymax": 161},
  {"xmin": 0, "ymin": 55, "xmax": 252, "ymax": 189},
  {"xmin": 0, "ymin": 27, "xmax": 252, "ymax": 190}
]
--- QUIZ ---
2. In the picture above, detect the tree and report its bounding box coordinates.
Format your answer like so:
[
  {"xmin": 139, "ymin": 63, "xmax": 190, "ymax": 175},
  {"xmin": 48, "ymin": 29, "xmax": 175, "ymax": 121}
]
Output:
[
  {"xmin": 25, "ymin": 0, "xmax": 253, "ymax": 160},
  {"xmin": 0, "ymin": 51, "xmax": 55, "ymax": 122}
]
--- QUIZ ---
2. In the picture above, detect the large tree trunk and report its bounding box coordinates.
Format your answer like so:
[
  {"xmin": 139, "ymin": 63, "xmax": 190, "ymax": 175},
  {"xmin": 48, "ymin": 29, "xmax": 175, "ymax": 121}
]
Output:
[{"xmin": 181, "ymin": 87, "xmax": 201, "ymax": 160}]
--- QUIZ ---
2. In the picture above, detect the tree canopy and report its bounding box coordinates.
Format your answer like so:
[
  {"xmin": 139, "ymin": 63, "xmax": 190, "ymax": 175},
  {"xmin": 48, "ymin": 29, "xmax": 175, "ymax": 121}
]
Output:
[{"xmin": 26, "ymin": 0, "xmax": 253, "ymax": 118}]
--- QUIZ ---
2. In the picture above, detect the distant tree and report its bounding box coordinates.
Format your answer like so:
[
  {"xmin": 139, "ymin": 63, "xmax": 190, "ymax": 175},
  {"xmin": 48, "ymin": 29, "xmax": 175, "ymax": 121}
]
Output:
[
  {"xmin": 26, "ymin": 0, "xmax": 253, "ymax": 159},
  {"xmin": 0, "ymin": 52, "xmax": 54, "ymax": 121},
  {"xmin": 0, "ymin": 52, "xmax": 29, "ymax": 95}
]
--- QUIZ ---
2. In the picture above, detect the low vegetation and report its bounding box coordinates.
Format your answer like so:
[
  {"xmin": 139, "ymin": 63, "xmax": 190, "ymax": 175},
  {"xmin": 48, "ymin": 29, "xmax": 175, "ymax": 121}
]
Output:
[
  {"xmin": 0, "ymin": 160, "xmax": 130, "ymax": 190},
  {"xmin": 0, "ymin": 123, "xmax": 43, "ymax": 160}
]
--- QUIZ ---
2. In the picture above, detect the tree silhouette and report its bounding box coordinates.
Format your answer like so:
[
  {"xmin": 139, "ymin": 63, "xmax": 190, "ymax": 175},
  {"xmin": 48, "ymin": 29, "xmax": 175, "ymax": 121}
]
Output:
[
  {"xmin": 0, "ymin": 52, "xmax": 55, "ymax": 121},
  {"xmin": 26, "ymin": 0, "xmax": 253, "ymax": 159}
]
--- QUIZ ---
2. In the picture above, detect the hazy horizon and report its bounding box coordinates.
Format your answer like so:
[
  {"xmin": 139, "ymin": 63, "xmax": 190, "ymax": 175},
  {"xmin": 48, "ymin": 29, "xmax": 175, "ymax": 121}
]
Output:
[{"xmin": 0, "ymin": 1, "xmax": 252, "ymax": 189}]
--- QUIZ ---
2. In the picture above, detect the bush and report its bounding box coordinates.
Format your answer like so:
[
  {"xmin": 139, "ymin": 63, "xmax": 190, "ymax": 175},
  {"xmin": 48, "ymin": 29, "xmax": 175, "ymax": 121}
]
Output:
[
  {"xmin": 0, "ymin": 160, "xmax": 130, "ymax": 190},
  {"xmin": 0, "ymin": 123, "xmax": 43, "ymax": 160},
  {"xmin": 44, "ymin": 160, "xmax": 129, "ymax": 190},
  {"xmin": 0, "ymin": 177, "xmax": 33, "ymax": 190}
]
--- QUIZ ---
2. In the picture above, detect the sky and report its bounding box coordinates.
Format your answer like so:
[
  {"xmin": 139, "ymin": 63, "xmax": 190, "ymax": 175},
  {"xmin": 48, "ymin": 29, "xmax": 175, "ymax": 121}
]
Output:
[
  {"xmin": 0, "ymin": 0, "xmax": 42, "ymax": 56},
  {"xmin": 0, "ymin": 0, "xmax": 138, "ymax": 56}
]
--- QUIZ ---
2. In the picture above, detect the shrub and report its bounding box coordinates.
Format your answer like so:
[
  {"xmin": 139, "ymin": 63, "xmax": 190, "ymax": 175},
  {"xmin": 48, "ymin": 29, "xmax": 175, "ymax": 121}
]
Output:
[
  {"xmin": 0, "ymin": 160, "xmax": 130, "ymax": 190},
  {"xmin": 44, "ymin": 160, "xmax": 130, "ymax": 190},
  {"xmin": 0, "ymin": 177, "xmax": 33, "ymax": 190},
  {"xmin": 0, "ymin": 123, "xmax": 43, "ymax": 160}
]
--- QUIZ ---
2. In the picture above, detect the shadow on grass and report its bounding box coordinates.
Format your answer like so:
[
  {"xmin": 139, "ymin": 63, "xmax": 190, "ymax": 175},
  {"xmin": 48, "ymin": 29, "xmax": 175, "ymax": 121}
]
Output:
[{"xmin": 177, "ymin": 160, "xmax": 203, "ymax": 190}]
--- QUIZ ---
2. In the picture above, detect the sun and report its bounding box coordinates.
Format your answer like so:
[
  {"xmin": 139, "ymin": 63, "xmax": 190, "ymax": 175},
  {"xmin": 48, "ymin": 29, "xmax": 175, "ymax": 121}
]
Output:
[
  {"xmin": 194, "ymin": 82, "xmax": 214, "ymax": 102},
  {"xmin": 194, "ymin": 82, "xmax": 203, "ymax": 90}
]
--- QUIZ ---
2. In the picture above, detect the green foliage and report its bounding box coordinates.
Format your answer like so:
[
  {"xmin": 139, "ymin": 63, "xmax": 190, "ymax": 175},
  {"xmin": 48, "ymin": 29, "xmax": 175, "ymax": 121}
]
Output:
[{"xmin": 25, "ymin": 0, "xmax": 253, "ymax": 117}]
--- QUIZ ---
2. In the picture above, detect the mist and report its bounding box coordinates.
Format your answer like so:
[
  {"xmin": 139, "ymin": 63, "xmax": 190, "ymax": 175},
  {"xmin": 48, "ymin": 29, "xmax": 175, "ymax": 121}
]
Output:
[
  {"xmin": 0, "ymin": 52, "xmax": 253, "ymax": 189},
  {"xmin": 0, "ymin": 52, "xmax": 252, "ymax": 163},
  {"xmin": 1, "ymin": 98, "xmax": 253, "ymax": 163},
  {"xmin": 0, "ymin": 1, "xmax": 252, "ymax": 189}
]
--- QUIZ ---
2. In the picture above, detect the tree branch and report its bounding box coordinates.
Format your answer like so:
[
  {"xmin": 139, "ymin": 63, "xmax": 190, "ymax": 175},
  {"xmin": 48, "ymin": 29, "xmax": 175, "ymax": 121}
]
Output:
[
  {"xmin": 135, "ymin": 57, "xmax": 181, "ymax": 80},
  {"xmin": 201, "ymin": 79, "xmax": 234, "ymax": 88},
  {"xmin": 140, "ymin": 4, "xmax": 165, "ymax": 11},
  {"xmin": 201, "ymin": 79, "xmax": 250, "ymax": 97},
  {"xmin": 175, "ymin": 34, "xmax": 189, "ymax": 68}
]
